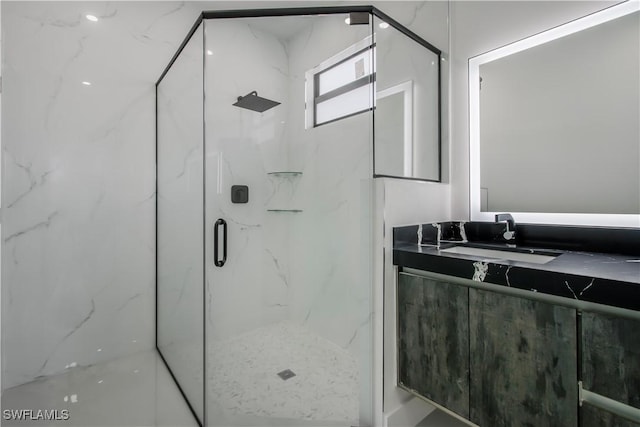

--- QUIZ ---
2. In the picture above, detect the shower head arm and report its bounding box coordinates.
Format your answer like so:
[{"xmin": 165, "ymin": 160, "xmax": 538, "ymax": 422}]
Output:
[{"xmin": 238, "ymin": 91, "xmax": 258, "ymax": 102}]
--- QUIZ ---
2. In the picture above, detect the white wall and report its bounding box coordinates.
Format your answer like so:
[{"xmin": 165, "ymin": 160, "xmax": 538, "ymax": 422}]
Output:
[{"xmin": 450, "ymin": 0, "xmax": 621, "ymax": 220}]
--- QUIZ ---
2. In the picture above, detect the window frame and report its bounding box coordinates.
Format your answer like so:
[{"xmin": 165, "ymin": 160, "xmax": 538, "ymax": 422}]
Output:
[{"xmin": 305, "ymin": 36, "xmax": 375, "ymax": 128}]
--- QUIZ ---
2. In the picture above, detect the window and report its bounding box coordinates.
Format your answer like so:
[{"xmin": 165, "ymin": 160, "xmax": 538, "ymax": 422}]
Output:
[{"xmin": 305, "ymin": 36, "xmax": 375, "ymax": 128}]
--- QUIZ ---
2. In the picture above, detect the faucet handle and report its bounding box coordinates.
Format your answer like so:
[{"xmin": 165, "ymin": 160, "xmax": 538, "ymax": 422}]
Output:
[{"xmin": 495, "ymin": 213, "xmax": 516, "ymax": 240}]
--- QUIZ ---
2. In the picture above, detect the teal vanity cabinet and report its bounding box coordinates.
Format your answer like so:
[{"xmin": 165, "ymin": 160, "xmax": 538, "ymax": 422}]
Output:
[
  {"xmin": 397, "ymin": 273, "xmax": 470, "ymax": 418},
  {"xmin": 469, "ymin": 288, "xmax": 578, "ymax": 427},
  {"xmin": 580, "ymin": 312, "xmax": 640, "ymax": 427},
  {"xmin": 393, "ymin": 221, "xmax": 640, "ymax": 426},
  {"xmin": 397, "ymin": 273, "xmax": 578, "ymax": 426}
]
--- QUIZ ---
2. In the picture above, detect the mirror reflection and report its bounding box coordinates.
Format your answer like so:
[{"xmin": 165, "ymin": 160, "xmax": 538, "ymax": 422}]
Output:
[{"xmin": 376, "ymin": 82, "xmax": 413, "ymax": 176}]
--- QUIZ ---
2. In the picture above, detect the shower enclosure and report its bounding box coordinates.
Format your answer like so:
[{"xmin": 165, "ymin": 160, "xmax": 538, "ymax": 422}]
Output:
[{"xmin": 156, "ymin": 6, "xmax": 440, "ymax": 426}]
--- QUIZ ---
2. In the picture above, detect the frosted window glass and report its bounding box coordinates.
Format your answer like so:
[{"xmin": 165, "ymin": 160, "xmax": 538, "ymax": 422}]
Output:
[
  {"xmin": 318, "ymin": 49, "xmax": 372, "ymax": 95},
  {"xmin": 316, "ymin": 84, "xmax": 373, "ymax": 125}
]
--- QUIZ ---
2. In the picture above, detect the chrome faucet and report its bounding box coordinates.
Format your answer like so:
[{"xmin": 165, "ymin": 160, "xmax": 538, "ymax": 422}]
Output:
[{"xmin": 495, "ymin": 213, "xmax": 516, "ymax": 241}]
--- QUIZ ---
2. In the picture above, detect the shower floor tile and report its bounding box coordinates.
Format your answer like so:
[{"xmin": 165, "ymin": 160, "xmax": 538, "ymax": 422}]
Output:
[
  {"xmin": 1, "ymin": 350, "xmax": 197, "ymax": 427},
  {"xmin": 207, "ymin": 322, "xmax": 359, "ymax": 426}
]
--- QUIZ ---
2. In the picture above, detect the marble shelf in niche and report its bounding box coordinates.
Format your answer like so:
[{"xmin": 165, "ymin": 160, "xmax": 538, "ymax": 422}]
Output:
[
  {"xmin": 266, "ymin": 171, "xmax": 303, "ymax": 212},
  {"xmin": 267, "ymin": 171, "xmax": 302, "ymax": 177},
  {"xmin": 266, "ymin": 209, "xmax": 303, "ymax": 213}
]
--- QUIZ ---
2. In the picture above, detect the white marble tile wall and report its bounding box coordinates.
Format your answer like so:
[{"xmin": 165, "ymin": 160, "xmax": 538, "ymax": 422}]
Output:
[{"xmin": 1, "ymin": 1, "xmax": 205, "ymax": 390}]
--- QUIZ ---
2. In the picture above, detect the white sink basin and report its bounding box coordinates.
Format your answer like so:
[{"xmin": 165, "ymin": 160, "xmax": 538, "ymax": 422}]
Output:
[{"xmin": 440, "ymin": 246, "xmax": 557, "ymax": 265}]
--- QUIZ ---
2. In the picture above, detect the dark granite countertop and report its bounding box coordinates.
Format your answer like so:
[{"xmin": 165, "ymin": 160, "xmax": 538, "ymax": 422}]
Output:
[{"xmin": 393, "ymin": 222, "xmax": 640, "ymax": 312}]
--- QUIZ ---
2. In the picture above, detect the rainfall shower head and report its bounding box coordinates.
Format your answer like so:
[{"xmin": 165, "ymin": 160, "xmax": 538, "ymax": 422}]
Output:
[{"xmin": 233, "ymin": 91, "xmax": 280, "ymax": 113}]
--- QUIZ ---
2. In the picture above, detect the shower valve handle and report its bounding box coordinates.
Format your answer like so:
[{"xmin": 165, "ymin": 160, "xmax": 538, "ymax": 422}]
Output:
[{"xmin": 214, "ymin": 218, "xmax": 227, "ymax": 267}]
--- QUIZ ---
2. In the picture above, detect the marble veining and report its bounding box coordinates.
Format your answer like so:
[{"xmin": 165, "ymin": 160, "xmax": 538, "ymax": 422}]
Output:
[
  {"xmin": 564, "ymin": 281, "xmax": 578, "ymax": 299},
  {"xmin": 4, "ymin": 211, "xmax": 60, "ymax": 243},
  {"xmin": 472, "ymin": 261, "xmax": 488, "ymax": 282},
  {"xmin": 38, "ymin": 300, "xmax": 96, "ymax": 374},
  {"xmin": 505, "ymin": 265, "xmax": 513, "ymax": 286},
  {"xmin": 579, "ymin": 278, "xmax": 595, "ymax": 297},
  {"xmin": 4, "ymin": 159, "xmax": 54, "ymax": 209}
]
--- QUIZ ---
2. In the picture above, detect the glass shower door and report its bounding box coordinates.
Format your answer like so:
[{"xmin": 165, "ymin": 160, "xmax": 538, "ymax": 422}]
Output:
[
  {"xmin": 157, "ymin": 24, "xmax": 204, "ymax": 425},
  {"xmin": 203, "ymin": 13, "xmax": 374, "ymax": 427}
]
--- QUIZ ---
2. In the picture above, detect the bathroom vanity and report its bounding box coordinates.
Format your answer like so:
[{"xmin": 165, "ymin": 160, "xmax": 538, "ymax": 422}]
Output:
[{"xmin": 393, "ymin": 222, "xmax": 640, "ymax": 426}]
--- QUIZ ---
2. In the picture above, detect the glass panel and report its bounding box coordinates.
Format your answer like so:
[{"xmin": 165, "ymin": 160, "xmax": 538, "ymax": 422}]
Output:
[
  {"xmin": 204, "ymin": 13, "xmax": 373, "ymax": 427},
  {"xmin": 318, "ymin": 48, "xmax": 373, "ymax": 95},
  {"xmin": 374, "ymin": 15, "xmax": 441, "ymax": 180},
  {"xmin": 316, "ymin": 83, "xmax": 373, "ymax": 125},
  {"xmin": 157, "ymin": 24, "xmax": 204, "ymax": 423}
]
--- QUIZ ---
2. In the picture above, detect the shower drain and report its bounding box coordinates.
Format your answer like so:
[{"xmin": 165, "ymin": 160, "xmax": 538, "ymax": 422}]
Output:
[{"xmin": 277, "ymin": 369, "xmax": 296, "ymax": 380}]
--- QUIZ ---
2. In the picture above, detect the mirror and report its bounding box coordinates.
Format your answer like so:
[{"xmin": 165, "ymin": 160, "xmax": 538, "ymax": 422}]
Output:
[{"xmin": 469, "ymin": 2, "xmax": 640, "ymax": 227}]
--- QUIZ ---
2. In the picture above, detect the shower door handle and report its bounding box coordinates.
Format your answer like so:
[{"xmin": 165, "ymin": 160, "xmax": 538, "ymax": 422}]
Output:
[{"xmin": 214, "ymin": 218, "xmax": 227, "ymax": 267}]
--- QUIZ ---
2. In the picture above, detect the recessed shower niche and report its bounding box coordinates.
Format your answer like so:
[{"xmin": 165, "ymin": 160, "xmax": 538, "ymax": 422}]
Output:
[{"xmin": 156, "ymin": 7, "xmax": 441, "ymax": 426}]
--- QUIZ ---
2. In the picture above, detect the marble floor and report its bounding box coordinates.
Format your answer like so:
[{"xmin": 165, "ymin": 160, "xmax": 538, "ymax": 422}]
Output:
[
  {"xmin": 206, "ymin": 322, "xmax": 359, "ymax": 426},
  {"xmin": 1, "ymin": 350, "xmax": 197, "ymax": 427},
  {"xmin": 2, "ymin": 323, "xmax": 360, "ymax": 427}
]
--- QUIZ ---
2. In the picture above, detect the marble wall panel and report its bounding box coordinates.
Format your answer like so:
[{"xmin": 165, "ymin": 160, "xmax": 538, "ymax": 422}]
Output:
[{"xmin": 1, "ymin": 0, "xmax": 203, "ymax": 389}]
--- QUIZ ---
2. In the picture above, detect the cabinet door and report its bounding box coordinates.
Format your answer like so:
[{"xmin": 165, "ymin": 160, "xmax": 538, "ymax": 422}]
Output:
[
  {"xmin": 397, "ymin": 273, "xmax": 470, "ymax": 418},
  {"xmin": 581, "ymin": 312, "xmax": 640, "ymax": 427},
  {"xmin": 469, "ymin": 289, "xmax": 578, "ymax": 427}
]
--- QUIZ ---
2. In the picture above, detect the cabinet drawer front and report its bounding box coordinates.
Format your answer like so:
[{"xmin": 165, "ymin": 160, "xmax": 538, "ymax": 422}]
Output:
[
  {"xmin": 581, "ymin": 312, "xmax": 640, "ymax": 426},
  {"xmin": 469, "ymin": 289, "xmax": 578, "ymax": 427},
  {"xmin": 397, "ymin": 273, "xmax": 470, "ymax": 418}
]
